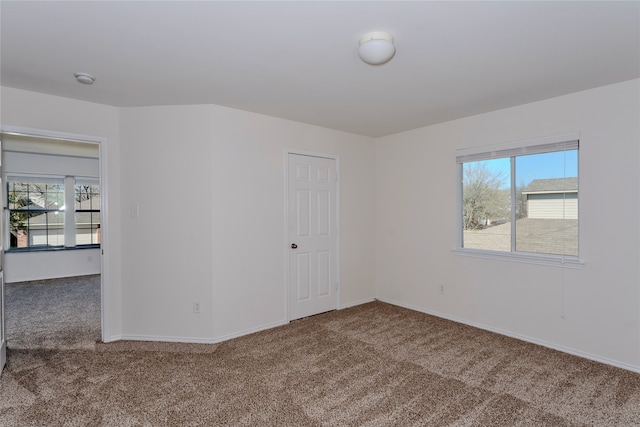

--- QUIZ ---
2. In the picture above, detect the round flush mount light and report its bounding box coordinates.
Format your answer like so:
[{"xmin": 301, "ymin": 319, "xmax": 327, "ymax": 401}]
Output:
[
  {"xmin": 74, "ymin": 72, "xmax": 96, "ymax": 85},
  {"xmin": 358, "ymin": 31, "xmax": 395, "ymax": 65}
]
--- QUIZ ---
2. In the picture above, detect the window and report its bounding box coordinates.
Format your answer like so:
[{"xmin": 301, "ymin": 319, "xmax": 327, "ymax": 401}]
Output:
[
  {"xmin": 7, "ymin": 175, "xmax": 100, "ymax": 250},
  {"xmin": 74, "ymin": 180, "xmax": 101, "ymax": 245},
  {"xmin": 456, "ymin": 135, "xmax": 579, "ymax": 265}
]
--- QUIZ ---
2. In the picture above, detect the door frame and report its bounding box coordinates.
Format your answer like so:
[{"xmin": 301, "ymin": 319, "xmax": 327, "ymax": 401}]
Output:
[
  {"xmin": 0, "ymin": 125, "xmax": 110, "ymax": 342},
  {"xmin": 284, "ymin": 149, "xmax": 340, "ymax": 322}
]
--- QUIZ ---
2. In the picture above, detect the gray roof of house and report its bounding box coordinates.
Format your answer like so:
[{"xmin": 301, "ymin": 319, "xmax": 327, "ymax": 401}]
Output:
[
  {"xmin": 522, "ymin": 177, "xmax": 577, "ymax": 194},
  {"xmin": 463, "ymin": 218, "xmax": 578, "ymax": 256}
]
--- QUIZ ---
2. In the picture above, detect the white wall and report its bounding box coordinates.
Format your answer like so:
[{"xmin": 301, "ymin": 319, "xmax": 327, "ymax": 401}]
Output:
[
  {"xmin": 375, "ymin": 79, "xmax": 640, "ymax": 371},
  {"xmin": 119, "ymin": 104, "xmax": 376, "ymax": 342},
  {"xmin": 0, "ymin": 86, "xmax": 122, "ymax": 340},
  {"xmin": 4, "ymin": 248, "xmax": 101, "ymax": 283}
]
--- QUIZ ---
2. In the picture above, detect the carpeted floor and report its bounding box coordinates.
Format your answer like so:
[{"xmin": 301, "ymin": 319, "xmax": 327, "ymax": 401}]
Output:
[{"xmin": 1, "ymin": 282, "xmax": 639, "ymax": 426}]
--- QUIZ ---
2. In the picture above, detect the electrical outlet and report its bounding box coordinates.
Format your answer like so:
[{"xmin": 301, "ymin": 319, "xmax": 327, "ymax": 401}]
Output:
[
  {"xmin": 439, "ymin": 284, "xmax": 445, "ymax": 294},
  {"xmin": 193, "ymin": 301, "xmax": 201, "ymax": 314}
]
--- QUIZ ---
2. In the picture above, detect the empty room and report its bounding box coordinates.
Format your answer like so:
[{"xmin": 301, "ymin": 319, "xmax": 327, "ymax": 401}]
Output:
[{"xmin": 0, "ymin": 1, "xmax": 639, "ymax": 425}]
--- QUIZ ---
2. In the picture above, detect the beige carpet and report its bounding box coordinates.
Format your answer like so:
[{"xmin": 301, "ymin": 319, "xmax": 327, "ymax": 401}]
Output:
[{"xmin": 1, "ymin": 300, "xmax": 639, "ymax": 426}]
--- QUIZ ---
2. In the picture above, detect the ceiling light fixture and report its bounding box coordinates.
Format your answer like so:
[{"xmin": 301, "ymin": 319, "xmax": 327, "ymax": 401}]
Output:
[
  {"xmin": 74, "ymin": 72, "xmax": 96, "ymax": 85},
  {"xmin": 358, "ymin": 31, "xmax": 395, "ymax": 65}
]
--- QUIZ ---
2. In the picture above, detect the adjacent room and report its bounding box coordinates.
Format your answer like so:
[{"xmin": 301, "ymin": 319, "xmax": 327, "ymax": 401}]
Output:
[
  {"xmin": 0, "ymin": 1, "xmax": 638, "ymax": 425},
  {"xmin": 1, "ymin": 134, "xmax": 102, "ymax": 351}
]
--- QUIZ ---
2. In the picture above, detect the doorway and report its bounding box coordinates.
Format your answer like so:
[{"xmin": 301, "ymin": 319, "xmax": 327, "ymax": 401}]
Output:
[
  {"xmin": 0, "ymin": 127, "xmax": 107, "ymax": 358},
  {"xmin": 287, "ymin": 152, "xmax": 339, "ymax": 321}
]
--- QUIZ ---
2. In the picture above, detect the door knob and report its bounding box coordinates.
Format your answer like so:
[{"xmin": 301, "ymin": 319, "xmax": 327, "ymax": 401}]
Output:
[{"xmin": 291, "ymin": 243, "xmax": 298, "ymax": 249}]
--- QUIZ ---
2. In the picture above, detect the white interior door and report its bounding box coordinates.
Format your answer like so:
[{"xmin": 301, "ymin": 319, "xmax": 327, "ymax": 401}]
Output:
[{"xmin": 288, "ymin": 153, "xmax": 338, "ymax": 321}]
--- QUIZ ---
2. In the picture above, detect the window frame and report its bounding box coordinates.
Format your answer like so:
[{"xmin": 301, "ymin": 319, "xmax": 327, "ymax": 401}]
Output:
[
  {"xmin": 6, "ymin": 174, "xmax": 101, "ymax": 251},
  {"xmin": 454, "ymin": 133, "xmax": 584, "ymax": 268},
  {"xmin": 6, "ymin": 176, "xmax": 66, "ymax": 249},
  {"xmin": 74, "ymin": 178, "xmax": 101, "ymax": 246}
]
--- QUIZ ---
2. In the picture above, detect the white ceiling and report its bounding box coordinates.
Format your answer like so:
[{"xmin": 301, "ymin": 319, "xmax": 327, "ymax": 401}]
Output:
[{"xmin": 1, "ymin": 1, "xmax": 638, "ymax": 138}]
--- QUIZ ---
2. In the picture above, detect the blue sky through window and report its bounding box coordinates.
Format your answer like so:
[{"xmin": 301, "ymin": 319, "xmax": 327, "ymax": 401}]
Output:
[{"xmin": 484, "ymin": 150, "xmax": 578, "ymax": 189}]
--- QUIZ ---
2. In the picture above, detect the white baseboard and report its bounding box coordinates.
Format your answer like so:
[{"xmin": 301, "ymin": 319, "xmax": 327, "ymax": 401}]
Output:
[
  {"xmin": 110, "ymin": 300, "xmax": 379, "ymax": 346},
  {"xmin": 106, "ymin": 299, "xmax": 638, "ymax": 374},
  {"xmin": 101, "ymin": 335, "xmax": 122, "ymax": 344},
  {"xmin": 376, "ymin": 297, "xmax": 640, "ymax": 374},
  {"xmin": 114, "ymin": 334, "xmax": 216, "ymax": 344},
  {"xmin": 211, "ymin": 319, "xmax": 289, "ymax": 344},
  {"xmin": 340, "ymin": 297, "xmax": 376, "ymax": 310},
  {"xmin": 113, "ymin": 319, "xmax": 290, "ymax": 346}
]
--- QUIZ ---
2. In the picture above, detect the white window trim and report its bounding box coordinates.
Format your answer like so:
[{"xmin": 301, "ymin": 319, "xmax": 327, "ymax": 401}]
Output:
[
  {"xmin": 452, "ymin": 248, "xmax": 584, "ymax": 269},
  {"xmin": 454, "ymin": 132, "xmax": 584, "ymax": 268}
]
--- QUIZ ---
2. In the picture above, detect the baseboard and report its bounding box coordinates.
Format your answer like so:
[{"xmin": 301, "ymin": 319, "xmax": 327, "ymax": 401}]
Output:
[
  {"xmin": 211, "ymin": 319, "xmax": 289, "ymax": 344},
  {"xmin": 106, "ymin": 299, "xmax": 638, "ymax": 374},
  {"xmin": 340, "ymin": 297, "xmax": 376, "ymax": 310},
  {"xmin": 376, "ymin": 297, "xmax": 640, "ymax": 374},
  {"xmin": 114, "ymin": 334, "xmax": 217, "ymax": 344},
  {"xmin": 101, "ymin": 335, "xmax": 122, "ymax": 344},
  {"xmin": 102, "ymin": 301, "xmax": 382, "ymax": 347},
  {"xmin": 113, "ymin": 319, "xmax": 290, "ymax": 346}
]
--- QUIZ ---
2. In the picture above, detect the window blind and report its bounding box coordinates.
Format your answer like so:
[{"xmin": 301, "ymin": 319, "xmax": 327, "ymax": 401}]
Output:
[
  {"xmin": 6, "ymin": 174, "xmax": 64, "ymax": 185},
  {"xmin": 456, "ymin": 133, "xmax": 579, "ymax": 164}
]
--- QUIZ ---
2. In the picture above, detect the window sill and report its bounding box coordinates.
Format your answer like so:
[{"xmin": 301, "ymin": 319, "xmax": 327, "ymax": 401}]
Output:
[
  {"xmin": 6, "ymin": 245, "xmax": 100, "ymax": 254},
  {"xmin": 452, "ymin": 248, "xmax": 584, "ymax": 269}
]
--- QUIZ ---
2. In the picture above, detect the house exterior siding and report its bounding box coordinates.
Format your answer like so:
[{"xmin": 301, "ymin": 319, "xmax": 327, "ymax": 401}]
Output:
[{"xmin": 527, "ymin": 193, "xmax": 578, "ymax": 219}]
